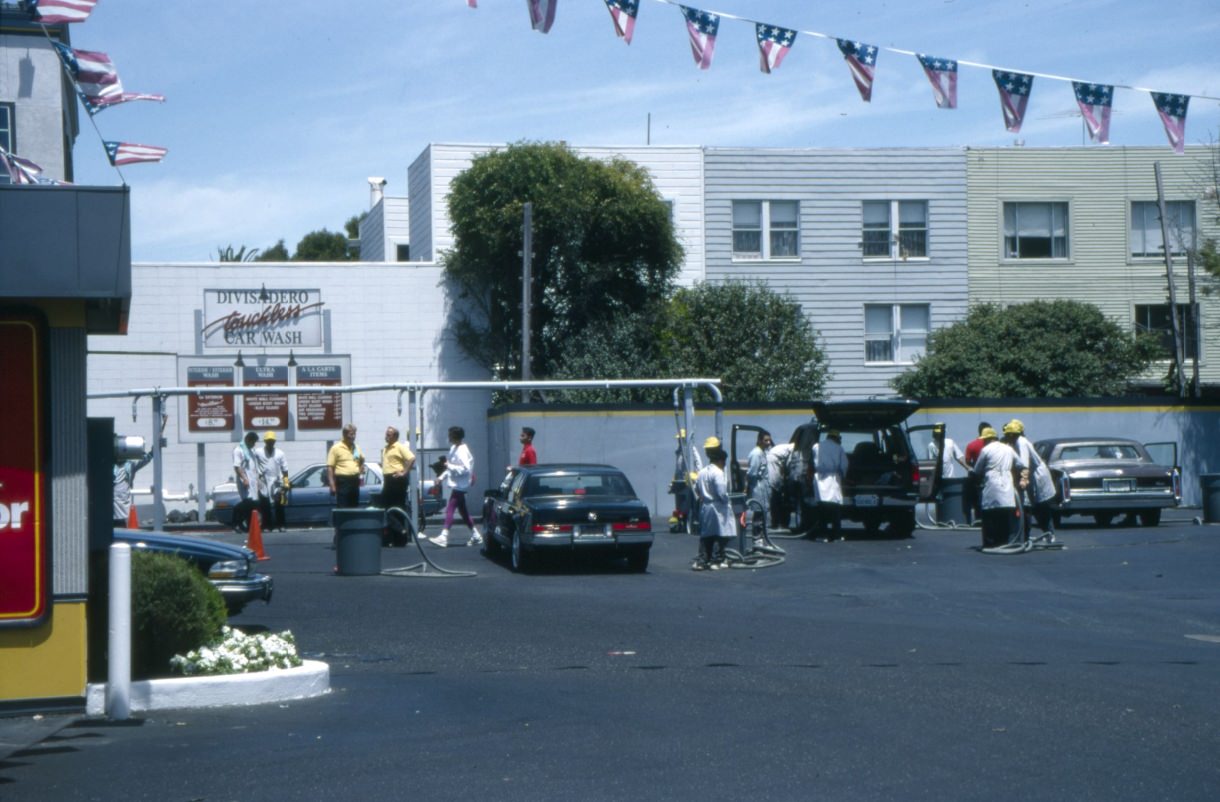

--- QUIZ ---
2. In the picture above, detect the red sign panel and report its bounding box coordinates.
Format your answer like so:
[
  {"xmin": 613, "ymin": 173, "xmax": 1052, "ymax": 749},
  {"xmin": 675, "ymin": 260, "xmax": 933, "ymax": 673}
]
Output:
[
  {"xmin": 0, "ymin": 315, "xmax": 49, "ymax": 626},
  {"xmin": 296, "ymin": 365, "xmax": 343, "ymax": 431},
  {"xmin": 186, "ymin": 365, "xmax": 236, "ymax": 433},
  {"xmin": 242, "ymin": 366, "xmax": 289, "ymax": 431}
]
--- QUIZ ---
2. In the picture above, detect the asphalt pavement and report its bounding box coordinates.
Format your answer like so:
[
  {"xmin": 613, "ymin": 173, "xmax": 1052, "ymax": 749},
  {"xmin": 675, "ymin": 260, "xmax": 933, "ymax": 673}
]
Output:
[{"xmin": 3, "ymin": 510, "xmax": 1219, "ymax": 801}]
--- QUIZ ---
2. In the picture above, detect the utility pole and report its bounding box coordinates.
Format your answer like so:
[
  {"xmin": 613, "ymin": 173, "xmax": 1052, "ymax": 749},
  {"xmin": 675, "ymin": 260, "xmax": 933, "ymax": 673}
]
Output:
[
  {"xmin": 1154, "ymin": 163, "xmax": 1187, "ymax": 398},
  {"xmin": 521, "ymin": 202, "xmax": 533, "ymax": 403}
]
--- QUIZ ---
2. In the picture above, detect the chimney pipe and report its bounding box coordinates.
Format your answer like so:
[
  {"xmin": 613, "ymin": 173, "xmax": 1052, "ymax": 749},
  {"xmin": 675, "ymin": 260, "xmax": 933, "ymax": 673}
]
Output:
[{"xmin": 368, "ymin": 176, "xmax": 387, "ymax": 209}]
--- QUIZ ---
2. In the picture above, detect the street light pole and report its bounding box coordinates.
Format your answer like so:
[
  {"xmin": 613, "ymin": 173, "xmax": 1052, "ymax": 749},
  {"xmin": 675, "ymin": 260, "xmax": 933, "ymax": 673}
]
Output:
[{"xmin": 522, "ymin": 202, "xmax": 533, "ymax": 402}]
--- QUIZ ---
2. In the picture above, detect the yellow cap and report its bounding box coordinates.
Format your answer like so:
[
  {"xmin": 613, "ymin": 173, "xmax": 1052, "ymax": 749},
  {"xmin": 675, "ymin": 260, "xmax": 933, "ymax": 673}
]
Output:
[
  {"xmin": 1004, "ymin": 419, "xmax": 1025, "ymax": 435},
  {"xmin": 263, "ymin": 430, "xmax": 277, "ymax": 441},
  {"xmin": 980, "ymin": 427, "xmax": 998, "ymax": 440},
  {"xmin": 703, "ymin": 436, "xmax": 721, "ymax": 449}
]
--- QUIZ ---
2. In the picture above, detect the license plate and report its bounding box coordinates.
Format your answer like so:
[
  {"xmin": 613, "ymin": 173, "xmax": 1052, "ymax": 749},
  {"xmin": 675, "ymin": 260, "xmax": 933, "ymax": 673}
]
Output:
[
  {"xmin": 855, "ymin": 494, "xmax": 879, "ymax": 508},
  {"xmin": 1104, "ymin": 479, "xmax": 1134, "ymax": 493},
  {"xmin": 574, "ymin": 524, "xmax": 610, "ymax": 538}
]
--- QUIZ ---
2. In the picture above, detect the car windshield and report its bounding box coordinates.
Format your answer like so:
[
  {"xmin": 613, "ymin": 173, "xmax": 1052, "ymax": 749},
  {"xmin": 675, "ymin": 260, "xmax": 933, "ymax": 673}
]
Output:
[
  {"xmin": 524, "ymin": 472, "xmax": 634, "ymax": 497},
  {"xmin": 1058, "ymin": 444, "xmax": 1142, "ymax": 461}
]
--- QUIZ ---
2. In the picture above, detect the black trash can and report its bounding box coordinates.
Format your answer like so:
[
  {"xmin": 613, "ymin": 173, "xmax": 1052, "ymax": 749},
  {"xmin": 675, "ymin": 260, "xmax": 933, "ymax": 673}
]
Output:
[
  {"xmin": 937, "ymin": 478, "xmax": 968, "ymax": 525},
  {"xmin": 333, "ymin": 507, "xmax": 385, "ymax": 575},
  {"xmin": 1201, "ymin": 474, "xmax": 1220, "ymax": 524}
]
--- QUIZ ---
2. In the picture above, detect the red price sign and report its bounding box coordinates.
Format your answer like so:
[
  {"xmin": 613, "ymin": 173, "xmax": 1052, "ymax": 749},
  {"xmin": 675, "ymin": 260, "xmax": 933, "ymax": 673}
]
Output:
[
  {"xmin": 187, "ymin": 365, "xmax": 235, "ymax": 433},
  {"xmin": 296, "ymin": 365, "xmax": 343, "ymax": 431},
  {"xmin": 242, "ymin": 366, "xmax": 289, "ymax": 431},
  {"xmin": 0, "ymin": 315, "xmax": 49, "ymax": 626}
]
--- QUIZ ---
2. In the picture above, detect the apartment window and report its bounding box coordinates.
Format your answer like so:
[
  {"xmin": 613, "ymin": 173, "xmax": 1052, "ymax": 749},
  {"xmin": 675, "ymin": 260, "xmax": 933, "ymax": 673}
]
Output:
[
  {"xmin": 1131, "ymin": 201, "xmax": 1195, "ymax": 258},
  {"xmin": 732, "ymin": 200, "xmax": 799, "ymax": 259},
  {"xmin": 1003, "ymin": 201, "xmax": 1069, "ymax": 259},
  {"xmin": 0, "ymin": 103, "xmax": 13, "ymax": 186},
  {"xmin": 862, "ymin": 201, "xmax": 928, "ymax": 259},
  {"xmin": 865, "ymin": 304, "xmax": 929, "ymax": 364},
  {"xmin": 1135, "ymin": 303, "xmax": 1198, "ymax": 360},
  {"xmin": 395, "ymin": 243, "xmax": 410, "ymax": 262}
]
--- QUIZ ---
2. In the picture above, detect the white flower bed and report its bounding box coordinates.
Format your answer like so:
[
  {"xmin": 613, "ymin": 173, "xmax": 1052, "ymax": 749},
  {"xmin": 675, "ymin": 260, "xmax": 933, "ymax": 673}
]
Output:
[{"xmin": 170, "ymin": 626, "xmax": 303, "ymax": 676}]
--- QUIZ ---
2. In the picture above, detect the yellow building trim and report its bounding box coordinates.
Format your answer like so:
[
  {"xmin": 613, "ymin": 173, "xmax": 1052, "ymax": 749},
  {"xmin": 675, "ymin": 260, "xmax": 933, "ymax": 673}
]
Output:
[{"xmin": 0, "ymin": 603, "xmax": 87, "ymax": 702}]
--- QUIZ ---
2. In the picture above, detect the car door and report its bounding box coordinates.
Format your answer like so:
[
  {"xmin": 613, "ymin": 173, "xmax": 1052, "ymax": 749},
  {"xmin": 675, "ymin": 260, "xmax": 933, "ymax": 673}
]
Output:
[
  {"xmin": 1143, "ymin": 442, "xmax": 1182, "ymax": 499},
  {"xmin": 285, "ymin": 465, "xmax": 332, "ymax": 526},
  {"xmin": 730, "ymin": 424, "xmax": 768, "ymax": 494},
  {"xmin": 906, "ymin": 423, "xmax": 945, "ymax": 501}
]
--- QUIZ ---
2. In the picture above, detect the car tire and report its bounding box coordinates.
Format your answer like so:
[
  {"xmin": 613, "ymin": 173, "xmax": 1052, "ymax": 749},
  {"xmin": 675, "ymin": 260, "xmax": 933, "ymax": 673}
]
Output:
[
  {"xmin": 626, "ymin": 546, "xmax": 650, "ymax": 573},
  {"xmin": 1137, "ymin": 509, "xmax": 1162, "ymax": 527},
  {"xmin": 1093, "ymin": 512, "xmax": 1116, "ymax": 527},
  {"xmin": 511, "ymin": 529, "xmax": 533, "ymax": 573}
]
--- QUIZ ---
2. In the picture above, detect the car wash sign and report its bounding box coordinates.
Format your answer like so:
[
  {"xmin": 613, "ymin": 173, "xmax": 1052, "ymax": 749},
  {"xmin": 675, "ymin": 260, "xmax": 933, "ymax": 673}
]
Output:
[
  {"xmin": 0, "ymin": 315, "xmax": 49, "ymax": 627},
  {"xmin": 201, "ymin": 289, "xmax": 324, "ymax": 348}
]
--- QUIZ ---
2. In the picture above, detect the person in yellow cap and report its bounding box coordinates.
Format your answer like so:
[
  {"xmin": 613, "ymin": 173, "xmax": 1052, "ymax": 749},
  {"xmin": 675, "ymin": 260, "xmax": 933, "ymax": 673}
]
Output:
[
  {"xmin": 255, "ymin": 430, "xmax": 290, "ymax": 531},
  {"xmin": 811, "ymin": 429, "xmax": 849, "ymax": 541},
  {"xmin": 693, "ymin": 437, "xmax": 734, "ymax": 570},
  {"xmin": 1002, "ymin": 419, "xmax": 1057, "ymax": 541},
  {"xmin": 970, "ymin": 426, "xmax": 1026, "ymax": 549}
]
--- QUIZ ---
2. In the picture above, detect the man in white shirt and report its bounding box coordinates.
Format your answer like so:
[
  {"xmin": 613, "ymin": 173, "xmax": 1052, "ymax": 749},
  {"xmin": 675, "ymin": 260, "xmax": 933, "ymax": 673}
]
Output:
[
  {"xmin": 812, "ymin": 430, "xmax": 849, "ymax": 542},
  {"xmin": 254, "ymin": 431, "xmax": 290, "ymax": 532}
]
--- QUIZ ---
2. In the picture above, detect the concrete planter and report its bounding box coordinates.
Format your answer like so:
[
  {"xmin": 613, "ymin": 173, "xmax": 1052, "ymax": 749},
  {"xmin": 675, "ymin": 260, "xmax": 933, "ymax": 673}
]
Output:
[{"xmin": 85, "ymin": 659, "xmax": 329, "ymax": 715}]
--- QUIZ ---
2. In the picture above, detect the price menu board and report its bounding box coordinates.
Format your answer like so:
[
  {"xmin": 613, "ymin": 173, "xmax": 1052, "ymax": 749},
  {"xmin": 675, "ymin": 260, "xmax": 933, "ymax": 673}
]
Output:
[
  {"xmin": 242, "ymin": 365, "xmax": 289, "ymax": 431},
  {"xmin": 296, "ymin": 365, "xmax": 343, "ymax": 430},
  {"xmin": 186, "ymin": 366, "xmax": 235, "ymax": 433}
]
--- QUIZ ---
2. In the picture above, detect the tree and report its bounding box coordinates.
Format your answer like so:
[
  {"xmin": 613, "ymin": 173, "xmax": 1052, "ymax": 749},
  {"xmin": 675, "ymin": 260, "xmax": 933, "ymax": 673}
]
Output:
[
  {"xmin": 292, "ymin": 229, "xmax": 352, "ymax": 262},
  {"xmin": 443, "ymin": 142, "xmax": 683, "ymax": 381},
  {"xmin": 256, "ymin": 239, "xmax": 290, "ymax": 261},
  {"xmin": 891, "ymin": 300, "xmax": 1163, "ymax": 398},
  {"xmin": 551, "ymin": 281, "xmax": 830, "ymax": 403},
  {"xmin": 215, "ymin": 244, "xmax": 259, "ymax": 262},
  {"xmin": 344, "ymin": 213, "xmax": 366, "ymax": 240}
]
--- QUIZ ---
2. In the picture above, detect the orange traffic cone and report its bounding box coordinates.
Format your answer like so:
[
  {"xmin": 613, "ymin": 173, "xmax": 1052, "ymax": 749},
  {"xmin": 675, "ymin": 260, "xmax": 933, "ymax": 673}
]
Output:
[
  {"xmin": 245, "ymin": 510, "xmax": 270, "ymax": 561},
  {"xmin": 127, "ymin": 505, "xmax": 139, "ymax": 529}
]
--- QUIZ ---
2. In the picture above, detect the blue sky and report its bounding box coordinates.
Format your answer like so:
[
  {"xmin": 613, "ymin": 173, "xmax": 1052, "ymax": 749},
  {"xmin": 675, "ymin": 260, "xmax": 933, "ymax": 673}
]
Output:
[{"xmin": 68, "ymin": 0, "xmax": 1220, "ymax": 262}]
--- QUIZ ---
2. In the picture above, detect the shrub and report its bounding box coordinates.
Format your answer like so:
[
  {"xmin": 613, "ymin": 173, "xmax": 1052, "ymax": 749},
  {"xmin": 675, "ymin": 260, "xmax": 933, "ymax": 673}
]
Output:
[{"xmin": 131, "ymin": 550, "xmax": 227, "ymax": 679}]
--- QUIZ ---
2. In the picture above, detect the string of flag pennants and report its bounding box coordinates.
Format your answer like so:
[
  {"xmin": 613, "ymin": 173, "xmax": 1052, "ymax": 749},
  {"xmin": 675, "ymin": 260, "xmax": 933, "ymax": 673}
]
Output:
[
  {"xmin": 468, "ymin": 0, "xmax": 1216, "ymax": 155},
  {"xmin": 2, "ymin": 0, "xmax": 168, "ymax": 185}
]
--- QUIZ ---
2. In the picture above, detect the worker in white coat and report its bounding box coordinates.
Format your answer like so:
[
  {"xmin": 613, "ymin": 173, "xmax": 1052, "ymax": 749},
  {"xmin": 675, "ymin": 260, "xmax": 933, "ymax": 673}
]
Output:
[
  {"xmin": 811, "ymin": 430, "xmax": 849, "ymax": 542},
  {"xmin": 1003, "ymin": 419, "xmax": 1057, "ymax": 540},
  {"xmin": 971, "ymin": 427, "xmax": 1028, "ymax": 549}
]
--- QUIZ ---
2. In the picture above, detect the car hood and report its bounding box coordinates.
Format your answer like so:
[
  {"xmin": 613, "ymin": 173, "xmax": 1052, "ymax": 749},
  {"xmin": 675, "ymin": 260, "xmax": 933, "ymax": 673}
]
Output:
[
  {"xmin": 114, "ymin": 528, "xmax": 254, "ymax": 561},
  {"xmin": 812, "ymin": 399, "xmax": 921, "ymax": 430}
]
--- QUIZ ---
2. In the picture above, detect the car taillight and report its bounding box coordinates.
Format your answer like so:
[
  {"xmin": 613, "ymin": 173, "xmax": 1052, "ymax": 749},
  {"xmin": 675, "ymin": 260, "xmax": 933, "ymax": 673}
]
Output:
[
  {"xmin": 612, "ymin": 521, "xmax": 650, "ymax": 531},
  {"xmin": 1173, "ymin": 469, "xmax": 1182, "ymax": 501},
  {"xmin": 1060, "ymin": 475, "xmax": 1071, "ymax": 501},
  {"xmin": 910, "ymin": 461, "xmax": 921, "ymax": 486},
  {"xmin": 532, "ymin": 523, "xmax": 573, "ymax": 534}
]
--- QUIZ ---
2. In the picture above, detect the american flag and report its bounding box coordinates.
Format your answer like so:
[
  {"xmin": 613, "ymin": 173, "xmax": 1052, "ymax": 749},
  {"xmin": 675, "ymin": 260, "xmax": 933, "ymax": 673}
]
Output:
[
  {"xmin": 1152, "ymin": 92, "xmax": 1190, "ymax": 155},
  {"xmin": 992, "ymin": 70, "xmax": 1034, "ymax": 133},
  {"xmin": 681, "ymin": 6, "xmax": 719, "ymax": 70},
  {"xmin": 29, "ymin": 0, "xmax": 97, "ymax": 25},
  {"xmin": 755, "ymin": 23, "xmax": 796, "ymax": 74},
  {"xmin": 104, "ymin": 141, "xmax": 168, "ymax": 167},
  {"xmin": 836, "ymin": 39, "xmax": 877, "ymax": 102},
  {"xmin": 1072, "ymin": 82, "xmax": 1113, "ymax": 144},
  {"xmin": 527, "ymin": 0, "xmax": 556, "ymax": 33},
  {"xmin": 467, "ymin": 0, "xmax": 477, "ymax": 7},
  {"xmin": 604, "ymin": 0, "xmax": 638, "ymax": 45},
  {"xmin": 0, "ymin": 147, "xmax": 43, "ymax": 184},
  {"xmin": 917, "ymin": 54, "xmax": 957, "ymax": 109},
  {"xmin": 54, "ymin": 42, "xmax": 164, "ymax": 114}
]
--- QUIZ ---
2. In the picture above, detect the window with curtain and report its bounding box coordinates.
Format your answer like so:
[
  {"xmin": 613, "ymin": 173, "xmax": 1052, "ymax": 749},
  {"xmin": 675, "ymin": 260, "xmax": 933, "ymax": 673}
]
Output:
[
  {"xmin": 862, "ymin": 200, "xmax": 927, "ymax": 259},
  {"xmin": 1003, "ymin": 201, "xmax": 1069, "ymax": 259},
  {"xmin": 864, "ymin": 304, "xmax": 930, "ymax": 363},
  {"xmin": 732, "ymin": 200, "xmax": 800, "ymax": 259},
  {"xmin": 1130, "ymin": 200, "xmax": 1195, "ymax": 258}
]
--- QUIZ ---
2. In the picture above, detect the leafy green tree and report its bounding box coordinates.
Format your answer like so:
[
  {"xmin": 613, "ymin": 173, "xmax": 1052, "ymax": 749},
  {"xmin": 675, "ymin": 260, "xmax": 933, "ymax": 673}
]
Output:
[
  {"xmin": 256, "ymin": 239, "xmax": 290, "ymax": 261},
  {"xmin": 552, "ymin": 281, "xmax": 829, "ymax": 403},
  {"xmin": 292, "ymin": 229, "xmax": 352, "ymax": 262},
  {"xmin": 344, "ymin": 213, "xmax": 367, "ymax": 240},
  {"xmin": 891, "ymin": 300, "xmax": 1163, "ymax": 398},
  {"xmin": 443, "ymin": 142, "xmax": 682, "ymax": 381}
]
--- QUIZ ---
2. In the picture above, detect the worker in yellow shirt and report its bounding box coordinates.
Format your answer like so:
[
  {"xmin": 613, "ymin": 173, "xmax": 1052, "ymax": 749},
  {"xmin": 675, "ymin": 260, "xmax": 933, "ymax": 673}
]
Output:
[
  {"xmin": 380, "ymin": 425, "xmax": 416, "ymax": 546},
  {"xmin": 327, "ymin": 423, "xmax": 365, "ymax": 508}
]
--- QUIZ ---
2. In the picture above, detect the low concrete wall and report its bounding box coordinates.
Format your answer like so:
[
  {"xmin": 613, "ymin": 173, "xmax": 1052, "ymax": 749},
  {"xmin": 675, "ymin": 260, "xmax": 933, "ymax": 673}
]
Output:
[
  {"xmin": 487, "ymin": 400, "xmax": 1220, "ymax": 511},
  {"xmin": 85, "ymin": 659, "xmax": 329, "ymax": 715}
]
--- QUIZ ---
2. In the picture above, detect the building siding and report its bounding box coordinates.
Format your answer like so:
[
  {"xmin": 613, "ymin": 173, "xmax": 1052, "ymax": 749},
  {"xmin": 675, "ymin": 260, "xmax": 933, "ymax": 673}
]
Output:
[
  {"xmin": 967, "ymin": 146, "xmax": 1220, "ymax": 386},
  {"xmin": 703, "ymin": 148, "xmax": 969, "ymax": 399}
]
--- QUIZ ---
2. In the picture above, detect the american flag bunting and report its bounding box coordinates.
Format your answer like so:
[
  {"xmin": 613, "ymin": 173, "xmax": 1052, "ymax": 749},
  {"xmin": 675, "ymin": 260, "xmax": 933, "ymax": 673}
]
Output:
[
  {"xmin": 917, "ymin": 54, "xmax": 957, "ymax": 109},
  {"xmin": 836, "ymin": 39, "xmax": 877, "ymax": 102},
  {"xmin": 604, "ymin": 0, "xmax": 638, "ymax": 45},
  {"xmin": 992, "ymin": 70, "xmax": 1034, "ymax": 133},
  {"xmin": 1152, "ymin": 92, "xmax": 1189, "ymax": 155},
  {"xmin": 29, "ymin": 0, "xmax": 97, "ymax": 25},
  {"xmin": 755, "ymin": 23, "xmax": 796, "ymax": 74},
  {"xmin": 1072, "ymin": 82, "xmax": 1113, "ymax": 144},
  {"xmin": 104, "ymin": 141, "xmax": 168, "ymax": 167},
  {"xmin": 527, "ymin": 0, "xmax": 557, "ymax": 33},
  {"xmin": 681, "ymin": 6, "xmax": 719, "ymax": 70}
]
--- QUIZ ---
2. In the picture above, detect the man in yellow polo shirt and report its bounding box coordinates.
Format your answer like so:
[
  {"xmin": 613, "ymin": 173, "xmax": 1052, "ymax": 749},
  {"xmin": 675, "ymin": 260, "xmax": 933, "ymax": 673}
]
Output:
[
  {"xmin": 327, "ymin": 423, "xmax": 365, "ymax": 508},
  {"xmin": 380, "ymin": 426, "xmax": 416, "ymax": 546}
]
